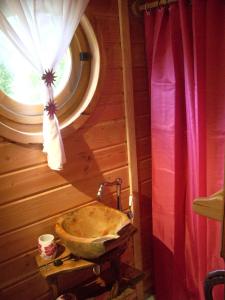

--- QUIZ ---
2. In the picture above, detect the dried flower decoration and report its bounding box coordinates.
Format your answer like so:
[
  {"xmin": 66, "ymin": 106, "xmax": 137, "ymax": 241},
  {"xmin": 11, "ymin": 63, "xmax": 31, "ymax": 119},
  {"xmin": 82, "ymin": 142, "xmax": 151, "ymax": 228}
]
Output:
[
  {"xmin": 45, "ymin": 99, "xmax": 57, "ymax": 119},
  {"xmin": 42, "ymin": 68, "xmax": 56, "ymax": 86}
]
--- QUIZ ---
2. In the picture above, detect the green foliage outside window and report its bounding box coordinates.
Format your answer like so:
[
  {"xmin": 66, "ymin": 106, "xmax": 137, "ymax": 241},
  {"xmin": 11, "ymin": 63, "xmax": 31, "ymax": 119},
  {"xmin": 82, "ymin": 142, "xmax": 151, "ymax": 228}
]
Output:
[{"xmin": 0, "ymin": 63, "xmax": 13, "ymax": 95}]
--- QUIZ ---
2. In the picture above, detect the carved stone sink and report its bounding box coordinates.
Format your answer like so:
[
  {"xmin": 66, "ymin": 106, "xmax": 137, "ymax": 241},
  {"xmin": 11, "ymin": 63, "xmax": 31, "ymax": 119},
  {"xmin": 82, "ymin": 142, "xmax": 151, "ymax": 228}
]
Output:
[{"xmin": 55, "ymin": 203, "xmax": 133, "ymax": 259}]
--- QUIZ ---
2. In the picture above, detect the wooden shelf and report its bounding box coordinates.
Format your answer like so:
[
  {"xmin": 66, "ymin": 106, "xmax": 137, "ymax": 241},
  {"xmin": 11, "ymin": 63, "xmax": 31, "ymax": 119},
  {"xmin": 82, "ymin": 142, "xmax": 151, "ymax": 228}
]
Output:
[
  {"xmin": 192, "ymin": 189, "xmax": 224, "ymax": 221},
  {"xmin": 70, "ymin": 262, "xmax": 144, "ymax": 300}
]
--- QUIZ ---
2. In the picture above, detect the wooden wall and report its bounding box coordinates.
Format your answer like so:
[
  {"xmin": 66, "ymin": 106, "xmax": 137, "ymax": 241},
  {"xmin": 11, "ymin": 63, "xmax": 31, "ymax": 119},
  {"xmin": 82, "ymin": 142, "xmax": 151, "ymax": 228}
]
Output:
[{"xmin": 0, "ymin": 1, "xmax": 152, "ymax": 299}]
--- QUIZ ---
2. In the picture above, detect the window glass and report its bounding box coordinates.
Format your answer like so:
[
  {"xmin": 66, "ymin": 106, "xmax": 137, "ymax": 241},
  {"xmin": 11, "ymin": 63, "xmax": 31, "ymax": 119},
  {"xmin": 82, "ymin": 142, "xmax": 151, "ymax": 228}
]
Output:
[{"xmin": 0, "ymin": 32, "xmax": 71, "ymax": 105}]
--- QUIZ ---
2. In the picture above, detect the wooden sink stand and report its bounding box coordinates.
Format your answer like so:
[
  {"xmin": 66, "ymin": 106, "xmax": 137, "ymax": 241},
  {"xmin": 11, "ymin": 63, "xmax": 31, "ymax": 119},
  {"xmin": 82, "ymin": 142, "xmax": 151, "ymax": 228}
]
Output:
[{"xmin": 36, "ymin": 226, "xmax": 144, "ymax": 299}]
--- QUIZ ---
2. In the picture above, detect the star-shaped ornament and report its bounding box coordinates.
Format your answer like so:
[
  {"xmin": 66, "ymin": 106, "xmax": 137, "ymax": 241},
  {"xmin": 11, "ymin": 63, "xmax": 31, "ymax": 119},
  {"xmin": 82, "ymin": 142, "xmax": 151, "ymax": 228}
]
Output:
[
  {"xmin": 44, "ymin": 99, "xmax": 57, "ymax": 119},
  {"xmin": 42, "ymin": 68, "xmax": 56, "ymax": 86}
]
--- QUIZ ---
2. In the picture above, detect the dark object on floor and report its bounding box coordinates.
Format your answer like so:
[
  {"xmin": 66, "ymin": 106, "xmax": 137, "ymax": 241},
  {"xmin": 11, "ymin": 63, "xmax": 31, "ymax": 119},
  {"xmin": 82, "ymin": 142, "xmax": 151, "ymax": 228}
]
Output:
[{"xmin": 204, "ymin": 270, "xmax": 225, "ymax": 300}]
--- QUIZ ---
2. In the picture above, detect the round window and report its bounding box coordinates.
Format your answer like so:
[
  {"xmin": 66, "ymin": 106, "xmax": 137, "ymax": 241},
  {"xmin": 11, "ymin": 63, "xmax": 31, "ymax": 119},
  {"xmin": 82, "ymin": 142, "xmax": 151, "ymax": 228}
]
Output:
[{"xmin": 0, "ymin": 15, "xmax": 100, "ymax": 144}]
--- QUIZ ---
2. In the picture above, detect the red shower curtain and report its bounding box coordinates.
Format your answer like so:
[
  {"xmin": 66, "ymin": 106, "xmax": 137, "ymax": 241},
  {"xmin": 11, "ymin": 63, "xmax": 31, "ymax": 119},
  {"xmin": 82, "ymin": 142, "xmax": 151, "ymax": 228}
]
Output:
[{"xmin": 144, "ymin": 1, "xmax": 225, "ymax": 299}]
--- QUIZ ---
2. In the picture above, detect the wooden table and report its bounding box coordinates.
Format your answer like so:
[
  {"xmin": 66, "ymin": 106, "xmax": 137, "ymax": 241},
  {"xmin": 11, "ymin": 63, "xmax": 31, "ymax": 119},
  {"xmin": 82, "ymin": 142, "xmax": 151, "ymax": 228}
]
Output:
[
  {"xmin": 36, "ymin": 242, "xmax": 144, "ymax": 299},
  {"xmin": 36, "ymin": 244, "xmax": 95, "ymax": 298}
]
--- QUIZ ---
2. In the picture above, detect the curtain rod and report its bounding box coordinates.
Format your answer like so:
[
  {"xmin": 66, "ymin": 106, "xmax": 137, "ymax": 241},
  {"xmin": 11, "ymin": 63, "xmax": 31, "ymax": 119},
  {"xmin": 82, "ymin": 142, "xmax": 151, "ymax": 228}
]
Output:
[
  {"xmin": 132, "ymin": 0, "xmax": 178, "ymax": 15},
  {"xmin": 140, "ymin": 0, "xmax": 178, "ymax": 11}
]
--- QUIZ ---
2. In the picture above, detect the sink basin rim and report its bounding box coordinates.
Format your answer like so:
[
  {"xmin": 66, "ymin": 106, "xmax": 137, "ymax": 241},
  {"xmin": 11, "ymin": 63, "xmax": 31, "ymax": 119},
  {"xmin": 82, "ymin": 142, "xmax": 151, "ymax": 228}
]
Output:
[
  {"xmin": 56, "ymin": 216, "xmax": 121, "ymax": 244},
  {"xmin": 55, "ymin": 203, "xmax": 131, "ymax": 244}
]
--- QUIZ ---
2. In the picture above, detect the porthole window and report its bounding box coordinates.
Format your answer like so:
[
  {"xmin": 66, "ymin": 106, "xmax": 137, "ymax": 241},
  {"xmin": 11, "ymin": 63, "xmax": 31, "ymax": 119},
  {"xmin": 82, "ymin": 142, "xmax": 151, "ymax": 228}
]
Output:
[{"xmin": 0, "ymin": 15, "xmax": 100, "ymax": 144}]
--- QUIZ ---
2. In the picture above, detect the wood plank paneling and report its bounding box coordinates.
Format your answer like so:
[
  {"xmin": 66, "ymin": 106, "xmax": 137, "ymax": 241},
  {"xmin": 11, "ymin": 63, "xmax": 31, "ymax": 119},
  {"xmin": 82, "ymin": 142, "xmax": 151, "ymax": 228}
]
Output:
[
  {"xmin": 132, "ymin": 42, "xmax": 147, "ymax": 67},
  {"xmin": 134, "ymin": 91, "xmax": 150, "ymax": 116},
  {"xmin": 103, "ymin": 43, "xmax": 122, "ymax": 68},
  {"xmin": 87, "ymin": 0, "xmax": 119, "ymax": 17},
  {"xmin": 0, "ymin": 142, "xmax": 46, "ymax": 174},
  {"xmin": 133, "ymin": 67, "xmax": 149, "ymax": 92},
  {"xmin": 76, "ymin": 119, "xmax": 126, "ymax": 149},
  {"xmin": 95, "ymin": 16, "xmax": 121, "ymax": 44},
  {"xmin": 135, "ymin": 115, "xmax": 151, "ymax": 139},
  {"xmin": 140, "ymin": 179, "xmax": 152, "ymax": 198},
  {"xmin": 0, "ymin": 251, "xmax": 38, "ymax": 290},
  {"xmin": 0, "ymin": 0, "xmax": 153, "ymax": 298},
  {"xmin": 130, "ymin": 17, "xmax": 145, "ymax": 44},
  {"xmin": 0, "ymin": 183, "xmax": 130, "ymax": 236},
  {"xmin": 0, "ymin": 273, "xmax": 50, "ymax": 300},
  {"xmin": 139, "ymin": 158, "xmax": 151, "ymax": 182},
  {"xmin": 0, "ymin": 140, "xmax": 127, "ymax": 205},
  {"xmin": 0, "ymin": 165, "xmax": 65, "ymax": 205},
  {"xmin": 137, "ymin": 137, "xmax": 151, "ymax": 160},
  {"xmin": 86, "ymin": 101, "xmax": 124, "ymax": 125},
  {"xmin": 129, "ymin": 14, "xmax": 146, "ymax": 43},
  {"xmin": 100, "ymin": 68, "xmax": 124, "ymax": 96},
  {"xmin": 98, "ymin": 93, "xmax": 123, "ymax": 106}
]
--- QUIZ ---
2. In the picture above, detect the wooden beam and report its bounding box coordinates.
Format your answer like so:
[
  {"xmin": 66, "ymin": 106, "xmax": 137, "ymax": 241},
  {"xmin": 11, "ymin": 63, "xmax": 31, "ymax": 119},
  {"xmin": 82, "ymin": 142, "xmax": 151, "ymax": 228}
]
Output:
[{"xmin": 118, "ymin": 1, "xmax": 144, "ymax": 298}]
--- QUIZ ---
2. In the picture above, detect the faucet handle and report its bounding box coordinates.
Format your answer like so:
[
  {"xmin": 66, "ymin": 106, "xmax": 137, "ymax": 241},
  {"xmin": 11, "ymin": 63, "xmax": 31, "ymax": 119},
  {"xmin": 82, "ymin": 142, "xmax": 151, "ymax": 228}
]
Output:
[
  {"xmin": 127, "ymin": 195, "xmax": 134, "ymax": 220},
  {"xmin": 126, "ymin": 209, "xmax": 134, "ymax": 220},
  {"xmin": 97, "ymin": 184, "xmax": 104, "ymax": 199},
  {"xmin": 115, "ymin": 178, "xmax": 122, "ymax": 185}
]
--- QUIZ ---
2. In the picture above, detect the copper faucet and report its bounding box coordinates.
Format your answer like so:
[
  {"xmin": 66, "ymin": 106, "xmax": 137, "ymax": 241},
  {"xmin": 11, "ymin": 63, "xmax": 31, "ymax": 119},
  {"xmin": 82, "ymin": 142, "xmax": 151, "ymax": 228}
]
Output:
[{"xmin": 97, "ymin": 178, "xmax": 122, "ymax": 210}]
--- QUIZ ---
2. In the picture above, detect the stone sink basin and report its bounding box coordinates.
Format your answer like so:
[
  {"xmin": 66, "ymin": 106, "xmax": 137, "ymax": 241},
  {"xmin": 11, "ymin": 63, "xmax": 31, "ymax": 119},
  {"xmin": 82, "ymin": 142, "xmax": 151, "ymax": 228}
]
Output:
[{"xmin": 55, "ymin": 203, "xmax": 134, "ymax": 260}]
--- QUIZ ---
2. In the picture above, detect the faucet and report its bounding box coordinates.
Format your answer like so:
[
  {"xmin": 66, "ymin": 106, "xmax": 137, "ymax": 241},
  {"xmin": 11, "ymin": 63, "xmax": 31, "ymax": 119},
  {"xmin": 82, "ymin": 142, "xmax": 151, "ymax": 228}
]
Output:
[
  {"xmin": 97, "ymin": 178, "xmax": 122, "ymax": 210},
  {"xmin": 97, "ymin": 178, "xmax": 134, "ymax": 220}
]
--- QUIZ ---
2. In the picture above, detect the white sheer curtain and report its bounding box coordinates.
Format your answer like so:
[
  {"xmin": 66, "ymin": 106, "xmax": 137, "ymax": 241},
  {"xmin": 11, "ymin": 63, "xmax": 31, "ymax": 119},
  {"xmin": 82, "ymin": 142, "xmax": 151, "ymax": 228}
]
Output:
[{"xmin": 0, "ymin": 0, "xmax": 89, "ymax": 170}]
